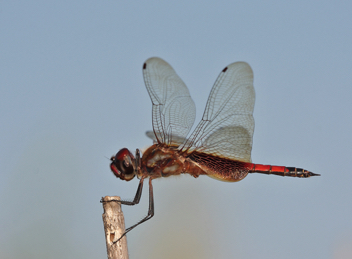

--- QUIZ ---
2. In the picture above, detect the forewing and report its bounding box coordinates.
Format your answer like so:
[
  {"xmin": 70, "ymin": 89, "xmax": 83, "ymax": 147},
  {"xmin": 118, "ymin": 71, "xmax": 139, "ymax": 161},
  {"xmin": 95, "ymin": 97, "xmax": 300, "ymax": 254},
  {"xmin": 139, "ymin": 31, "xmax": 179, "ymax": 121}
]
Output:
[
  {"xmin": 143, "ymin": 57, "xmax": 196, "ymax": 145},
  {"xmin": 181, "ymin": 62, "xmax": 255, "ymax": 162}
]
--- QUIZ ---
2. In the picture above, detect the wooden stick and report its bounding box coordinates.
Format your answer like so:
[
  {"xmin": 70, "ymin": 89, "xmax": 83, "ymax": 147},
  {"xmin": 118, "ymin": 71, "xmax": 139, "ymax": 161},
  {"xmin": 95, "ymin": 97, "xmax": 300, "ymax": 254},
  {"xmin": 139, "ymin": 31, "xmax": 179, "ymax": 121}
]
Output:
[{"xmin": 101, "ymin": 196, "xmax": 129, "ymax": 259}]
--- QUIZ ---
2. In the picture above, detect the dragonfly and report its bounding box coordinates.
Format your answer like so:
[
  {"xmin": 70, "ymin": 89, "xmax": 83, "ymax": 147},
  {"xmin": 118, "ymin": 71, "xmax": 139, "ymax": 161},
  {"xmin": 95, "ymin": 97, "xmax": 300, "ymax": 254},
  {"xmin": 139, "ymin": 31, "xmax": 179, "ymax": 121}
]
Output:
[{"xmin": 108, "ymin": 57, "xmax": 319, "ymax": 242}]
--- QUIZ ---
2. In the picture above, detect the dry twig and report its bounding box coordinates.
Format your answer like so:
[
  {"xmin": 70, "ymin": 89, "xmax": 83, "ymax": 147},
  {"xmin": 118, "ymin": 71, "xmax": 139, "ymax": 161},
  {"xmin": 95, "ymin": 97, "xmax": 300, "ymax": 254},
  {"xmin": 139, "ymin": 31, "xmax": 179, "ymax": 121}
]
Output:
[{"xmin": 101, "ymin": 196, "xmax": 129, "ymax": 259}]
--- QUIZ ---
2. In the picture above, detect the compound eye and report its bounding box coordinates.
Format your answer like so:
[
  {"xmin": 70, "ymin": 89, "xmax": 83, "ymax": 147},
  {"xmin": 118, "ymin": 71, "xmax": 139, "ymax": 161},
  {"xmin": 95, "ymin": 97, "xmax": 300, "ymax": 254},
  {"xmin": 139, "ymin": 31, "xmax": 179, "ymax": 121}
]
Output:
[{"xmin": 110, "ymin": 148, "xmax": 136, "ymax": 181}]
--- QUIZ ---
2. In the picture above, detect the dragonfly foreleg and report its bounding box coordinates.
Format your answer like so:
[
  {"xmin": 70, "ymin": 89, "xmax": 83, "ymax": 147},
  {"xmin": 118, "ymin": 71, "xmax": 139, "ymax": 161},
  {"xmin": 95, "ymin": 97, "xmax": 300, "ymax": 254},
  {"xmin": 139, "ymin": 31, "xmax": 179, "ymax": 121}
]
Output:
[{"xmin": 114, "ymin": 177, "xmax": 154, "ymax": 243}]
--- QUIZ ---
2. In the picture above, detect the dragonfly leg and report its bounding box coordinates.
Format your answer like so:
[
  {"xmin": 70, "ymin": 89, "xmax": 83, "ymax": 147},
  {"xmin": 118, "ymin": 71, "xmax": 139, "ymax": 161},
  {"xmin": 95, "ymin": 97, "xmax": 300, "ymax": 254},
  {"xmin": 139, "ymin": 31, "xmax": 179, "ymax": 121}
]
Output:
[
  {"xmin": 114, "ymin": 177, "xmax": 154, "ymax": 243},
  {"xmin": 119, "ymin": 177, "xmax": 144, "ymax": 205},
  {"xmin": 100, "ymin": 177, "xmax": 145, "ymax": 206},
  {"xmin": 134, "ymin": 148, "xmax": 141, "ymax": 175}
]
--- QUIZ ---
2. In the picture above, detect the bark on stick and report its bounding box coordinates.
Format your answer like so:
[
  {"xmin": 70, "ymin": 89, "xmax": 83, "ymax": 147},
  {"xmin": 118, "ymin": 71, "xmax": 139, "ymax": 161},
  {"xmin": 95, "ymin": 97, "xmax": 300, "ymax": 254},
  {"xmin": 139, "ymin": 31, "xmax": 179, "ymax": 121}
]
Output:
[{"xmin": 102, "ymin": 196, "xmax": 129, "ymax": 259}]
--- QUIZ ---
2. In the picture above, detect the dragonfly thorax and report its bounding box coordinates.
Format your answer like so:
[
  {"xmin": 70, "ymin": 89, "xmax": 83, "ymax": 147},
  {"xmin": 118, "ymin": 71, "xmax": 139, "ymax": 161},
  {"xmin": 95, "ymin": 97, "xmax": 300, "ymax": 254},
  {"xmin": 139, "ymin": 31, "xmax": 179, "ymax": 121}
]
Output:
[{"xmin": 140, "ymin": 144, "xmax": 187, "ymax": 179}]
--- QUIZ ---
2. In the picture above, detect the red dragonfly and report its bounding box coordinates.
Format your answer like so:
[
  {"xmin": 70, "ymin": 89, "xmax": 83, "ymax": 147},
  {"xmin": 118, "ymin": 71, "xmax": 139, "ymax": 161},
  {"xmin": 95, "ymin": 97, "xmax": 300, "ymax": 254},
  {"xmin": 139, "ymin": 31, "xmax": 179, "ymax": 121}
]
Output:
[{"xmin": 109, "ymin": 57, "xmax": 319, "ymax": 241}]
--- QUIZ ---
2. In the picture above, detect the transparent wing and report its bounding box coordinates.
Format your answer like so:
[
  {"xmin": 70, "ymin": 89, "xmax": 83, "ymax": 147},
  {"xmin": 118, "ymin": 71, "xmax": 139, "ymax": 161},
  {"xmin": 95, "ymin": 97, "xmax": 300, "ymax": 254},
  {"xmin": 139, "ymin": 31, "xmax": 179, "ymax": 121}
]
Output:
[
  {"xmin": 143, "ymin": 57, "xmax": 196, "ymax": 145},
  {"xmin": 180, "ymin": 62, "xmax": 255, "ymax": 162},
  {"xmin": 146, "ymin": 130, "xmax": 186, "ymax": 145}
]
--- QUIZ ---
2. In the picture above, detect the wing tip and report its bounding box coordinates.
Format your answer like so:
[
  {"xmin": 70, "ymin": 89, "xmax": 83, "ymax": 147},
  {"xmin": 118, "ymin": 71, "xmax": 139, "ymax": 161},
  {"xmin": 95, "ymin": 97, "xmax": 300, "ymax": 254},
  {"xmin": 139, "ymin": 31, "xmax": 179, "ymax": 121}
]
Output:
[{"xmin": 143, "ymin": 62, "xmax": 147, "ymax": 69}]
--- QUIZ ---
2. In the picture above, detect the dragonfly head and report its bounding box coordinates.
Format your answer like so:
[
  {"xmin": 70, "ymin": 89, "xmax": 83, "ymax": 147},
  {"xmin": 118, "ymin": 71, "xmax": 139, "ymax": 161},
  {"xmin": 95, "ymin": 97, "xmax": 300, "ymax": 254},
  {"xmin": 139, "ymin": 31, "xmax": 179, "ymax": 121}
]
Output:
[{"xmin": 110, "ymin": 148, "xmax": 136, "ymax": 181}]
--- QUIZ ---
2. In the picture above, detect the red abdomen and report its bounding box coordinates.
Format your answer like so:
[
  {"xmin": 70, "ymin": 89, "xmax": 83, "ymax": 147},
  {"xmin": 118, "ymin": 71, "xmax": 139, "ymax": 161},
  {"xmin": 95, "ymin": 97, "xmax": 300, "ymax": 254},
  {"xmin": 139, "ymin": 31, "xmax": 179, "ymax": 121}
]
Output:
[
  {"xmin": 244, "ymin": 163, "xmax": 319, "ymax": 178},
  {"xmin": 188, "ymin": 152, "xmax": 319, "ymax": 181}
]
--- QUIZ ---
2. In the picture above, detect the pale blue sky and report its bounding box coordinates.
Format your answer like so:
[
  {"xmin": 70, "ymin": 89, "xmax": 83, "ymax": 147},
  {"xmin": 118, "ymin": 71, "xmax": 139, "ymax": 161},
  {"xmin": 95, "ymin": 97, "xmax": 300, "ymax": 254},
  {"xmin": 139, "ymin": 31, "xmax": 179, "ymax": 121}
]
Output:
[{"xmin": 1, "ymin": 1, "xmax": 352, "ymax": 258}]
